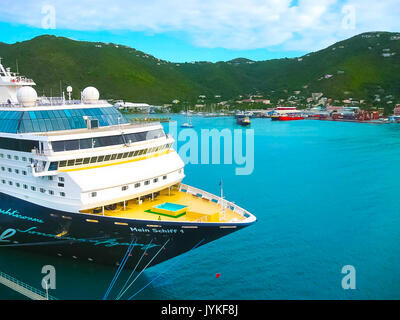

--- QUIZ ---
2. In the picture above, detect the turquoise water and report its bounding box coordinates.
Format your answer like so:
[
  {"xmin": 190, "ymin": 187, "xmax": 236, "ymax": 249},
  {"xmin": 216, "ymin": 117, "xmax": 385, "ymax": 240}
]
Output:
[{"xmin": 1, "ymin": 115, "xmax": 400, "ymax": 299}]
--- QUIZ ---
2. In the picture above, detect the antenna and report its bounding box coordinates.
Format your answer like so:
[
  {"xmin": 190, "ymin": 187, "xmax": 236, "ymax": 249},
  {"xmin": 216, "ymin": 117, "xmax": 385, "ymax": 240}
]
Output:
[
  {"xmin": 66, "ymin": 86, "xmax": 72, "ymax": 101},
  {"xmin": 219, "ymin": 178, "xmax": 225, "ymax": 220},
  {"xmin": 16, "ymin": 59, "xmax": 19, "ymax": 74}
]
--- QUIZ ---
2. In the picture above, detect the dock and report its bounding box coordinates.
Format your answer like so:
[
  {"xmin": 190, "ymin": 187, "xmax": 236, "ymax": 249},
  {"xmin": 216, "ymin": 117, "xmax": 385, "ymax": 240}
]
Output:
[{"xmin": 0, "ymin": 270, "xmax": 57, "ymax": 300}]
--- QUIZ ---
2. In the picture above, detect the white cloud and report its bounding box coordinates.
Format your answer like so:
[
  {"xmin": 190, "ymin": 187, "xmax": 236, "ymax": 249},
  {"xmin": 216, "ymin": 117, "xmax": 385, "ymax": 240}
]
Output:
[{"xmin": 0, "ymin": 0, "xmax": 399, "ymax": 51}]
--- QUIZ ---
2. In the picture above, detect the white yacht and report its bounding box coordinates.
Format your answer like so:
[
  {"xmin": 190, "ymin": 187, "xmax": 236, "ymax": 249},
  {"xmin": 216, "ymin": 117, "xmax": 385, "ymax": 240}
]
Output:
[{"xmin": 0, "ymin": 59, "xmax": 256, "ymax": 269}]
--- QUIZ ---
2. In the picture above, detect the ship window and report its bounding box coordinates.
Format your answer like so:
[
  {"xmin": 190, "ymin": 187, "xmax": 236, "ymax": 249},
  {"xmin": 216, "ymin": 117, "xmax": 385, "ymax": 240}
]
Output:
[
  {"xmin": 59, "ymin": 177, "xmax": 65, "ymax": 182},
  {"xmin": 7, "ymin": 168, "xmax": 11, "ymax": 173},
  {"xmin": 49, "ymin": 190, "xmax": 54, "ymax": 195},
  {"xmin": 1, "ymin": 180, "xmax": 5, "ymax": 184},
  {"xmin": 14, "ymin": 156, "xmax": 19, "ymax": 160},
  {"xmin": 91, "ymin": 192, "xmax": 97, "ymax": 197},
  {"xmin": 8, "ymin": 181, "xmax": 12, "ymax": 185},
  {"xmin": 1, "ymin": 167, "xmax": 4, "ymax": 171},
  {"xmin": 122, "ymin": 152, "xmax": 129, "ymax": 158},
  {"xmin": 144, "ymin": 180, "xmax": 150, "ymax": 185},
  {"xmin": 0, "ymin": 154, "xmax": 3, "ymax": 158},
  {"xmin": 15, "ymin": 169, "xmax": 19, "ymax": 174},
  {"xmin": 7, "ymin": 155, "xmax": 11, "ymax": 159},
  {"xmin": 48, "ymin": 176, "xmax": 53, "ymax": 181},
  {"xmin": 22, "ymin": 171, "xmax": 27, "ymax": 175},
  {"xmin": 90, "ymin": 157, "xmax": 97, "ymax": 163},
  {"xmin": 22, "ymin": 157, "xmax": 27, "ymax": 161},
  {"xmin": 110, "ymin": 154, "xmax": 117, "ymax": 160},
  {"xmin": 60, "ymin": 192, "xmax": 66, "ymax": 197},
  {"xmin": 134, "ymin": 183, "xmax": 140, "ymax": 188},
  {"xmin": 49, "ymin": 162, "xmax": 58, "ymax": 171},
  {"xmin": 83, "ymin": 158, "xmax": 90, "ymax": 164},
  {"xmin": 59, "ymin": 160, "xmax": 67, "ymax": 167},
  {"xmin": 122, "ymin": 186, "xmax": 128, "ymax": 191},
  {"xmin": 75, "ymin": 158, "xmax": 83, "ymax": 165},
  {"xmin": 65, "ymin": 140, "xmax": 79, "ymax": 151},
  {"xmin": 133, "ymin": 151, "xmax": 139, "ymax": 156},
  {"xmin": 163, "ymin": 175, "xmax": 167, "ymax": 180},
  {"xmin": 97, "ymin": 155, "xmax": 105, "ymax": 162},
  {"xmin": 104, "ymin": 155, "xmax": 111, "ymax": 161},
  {"xmin": 67, "ymin": 159, "xmax": 75, "ymax": 166},
  {"xmin": 116, "ymin": 153, "xmax": 123, "ymax": 159},
  {"xmin": 128, "ymin": 151, "xmax": 134, "ymax": 157},
  {"xmin": 16, "ymin": 183, "xmax": 20, "ymax": 187},
  {"xmin": 40, "ymin": 188, "xmax": 46, "ymax": 193},
  {"xmin": 31, "ymin": 186, "xmax": 36, "ymax": 191},
  {"xmin": 58, "ymin": 183, "xmax": 64, "ymax": 187},
  {"xmin": 80, "ymin": 138, "xmax": 92, "ymax": 149},
  {"xmin": 153, "ymin": 178, "xmax": 158, "ymax": 183},
  {"xmin": 23, "ymin": 184, "xmax": 28, "ymax": 189}
]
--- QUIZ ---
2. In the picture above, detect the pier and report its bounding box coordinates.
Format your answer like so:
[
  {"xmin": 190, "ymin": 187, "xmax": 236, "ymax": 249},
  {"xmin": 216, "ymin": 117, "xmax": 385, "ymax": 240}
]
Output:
[{"xmin": 0, "ymin": 270, "xmax": 57, "ymax": 300}]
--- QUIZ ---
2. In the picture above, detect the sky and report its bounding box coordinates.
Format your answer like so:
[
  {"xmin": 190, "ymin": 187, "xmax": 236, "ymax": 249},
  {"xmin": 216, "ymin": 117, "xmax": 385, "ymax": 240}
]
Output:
[{"xmin": 0, "ymin": 0, "xmax": 399, "ymax": 62}]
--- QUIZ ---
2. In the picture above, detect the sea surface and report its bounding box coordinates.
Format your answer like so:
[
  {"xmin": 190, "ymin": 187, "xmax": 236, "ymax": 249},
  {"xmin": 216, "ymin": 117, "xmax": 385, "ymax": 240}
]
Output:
[{"xmin": 1, "ymin": 115, "xmax": 400, "ymax": 300}]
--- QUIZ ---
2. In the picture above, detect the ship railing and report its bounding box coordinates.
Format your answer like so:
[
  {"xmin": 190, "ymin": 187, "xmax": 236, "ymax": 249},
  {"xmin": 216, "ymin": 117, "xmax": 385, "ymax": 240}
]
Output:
[
  {"xmin": 0, "ymin": 270, "xmax": 57, "ymax": 300},
  {"xmin": 29, "ymin": 161, "xmax": 47, "ymax": 174},
  {"xmin": 0, "ymin": 99, "xmax": 109, "ymax": 108},
  {"xmin": 179, "ymin": 183, "xmax": 252, "ymax": 220},
  {"xmin": 36, "ymin": 98, "xmax": 110, "ymax": 106},
  {"xmin": 8, "ymin": 76, "xmax": 34, "ymax": 84}
]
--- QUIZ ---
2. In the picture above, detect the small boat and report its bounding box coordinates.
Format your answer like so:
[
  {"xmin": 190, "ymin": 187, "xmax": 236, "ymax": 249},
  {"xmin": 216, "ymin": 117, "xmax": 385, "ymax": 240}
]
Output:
[
  {"xmin": 278, "ymin": 114, "xmax": 304, "ymax": 121},
  {"xmin": 237, "ymin": 116, "xmax": 251, "ymax": 126},
  {"xmin": 181, "ymin": 110, "xmax": 193, "ymax": 128},
  {"xmin": 181, "ymin": 122, "xmax": 193, "ymax": 128},
  {"xmin": 271, "ymin": 112, "xmax": 304, "ymax": 121},
  {"xmin": 270, "ymin": 114, "xmax": 280, "ymax": 121}
]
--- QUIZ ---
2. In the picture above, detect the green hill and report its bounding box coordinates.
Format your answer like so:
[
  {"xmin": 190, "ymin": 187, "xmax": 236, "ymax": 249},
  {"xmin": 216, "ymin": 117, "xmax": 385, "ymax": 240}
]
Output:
[{"xmin": 0, "ymin": 32, "xmax": 399, "ymax": 112}]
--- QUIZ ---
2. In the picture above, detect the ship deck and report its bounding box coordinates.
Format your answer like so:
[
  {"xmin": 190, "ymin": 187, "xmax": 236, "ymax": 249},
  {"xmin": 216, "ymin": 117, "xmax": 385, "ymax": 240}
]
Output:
[{"xmin": 80, "ymin": 187, "xmax": 245, "ymax": 223}]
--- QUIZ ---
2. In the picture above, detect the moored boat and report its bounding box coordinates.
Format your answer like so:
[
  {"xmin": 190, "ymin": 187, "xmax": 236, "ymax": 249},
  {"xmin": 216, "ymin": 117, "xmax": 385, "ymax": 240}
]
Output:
[
  {"xmin": 278, "ymin": 114, "xmax": 304, "ymax": 121},
  {"xmin": 236, "ymin": 116, "xmax": 251, "ymax": 126}
]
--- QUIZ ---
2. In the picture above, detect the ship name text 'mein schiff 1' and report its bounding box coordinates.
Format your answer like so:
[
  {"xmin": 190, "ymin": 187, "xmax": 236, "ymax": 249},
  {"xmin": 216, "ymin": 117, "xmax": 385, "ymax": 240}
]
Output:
[{"xmin": 0, "ymin": 59, "xmax": 256, "ymax": 270}]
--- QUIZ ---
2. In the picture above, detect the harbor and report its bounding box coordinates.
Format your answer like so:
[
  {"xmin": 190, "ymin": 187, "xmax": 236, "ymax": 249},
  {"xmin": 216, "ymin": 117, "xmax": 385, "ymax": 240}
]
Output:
[
  {"xmin": 2, "ymin": 114, "xmax": 400, "ymax": 300},
  {"xmin": 117, "ymin": 98, "xmax": 399, "ymax": 126},
  {"xmin": 0, "ymin": 0, "xmax": 399, "ymax": 303}
]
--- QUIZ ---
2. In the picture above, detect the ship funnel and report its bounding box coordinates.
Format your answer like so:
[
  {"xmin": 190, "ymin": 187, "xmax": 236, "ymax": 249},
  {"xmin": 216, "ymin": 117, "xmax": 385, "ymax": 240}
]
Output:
[{"xmin": 16, "ymin": 86, "xmax": 37, "ymax": 107}]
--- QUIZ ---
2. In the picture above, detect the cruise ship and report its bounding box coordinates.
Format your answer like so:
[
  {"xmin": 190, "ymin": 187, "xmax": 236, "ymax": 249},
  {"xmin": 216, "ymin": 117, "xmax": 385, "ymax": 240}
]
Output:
[{"xmin": 0, "ymin": 59, "xmax": 256, "ymax": 270}]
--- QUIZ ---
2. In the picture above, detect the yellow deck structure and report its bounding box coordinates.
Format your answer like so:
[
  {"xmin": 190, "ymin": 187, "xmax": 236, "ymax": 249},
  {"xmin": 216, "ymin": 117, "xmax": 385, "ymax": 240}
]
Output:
[{"xmin": 80, "ymin": 187, "xmax": 245, "ymax": 223}]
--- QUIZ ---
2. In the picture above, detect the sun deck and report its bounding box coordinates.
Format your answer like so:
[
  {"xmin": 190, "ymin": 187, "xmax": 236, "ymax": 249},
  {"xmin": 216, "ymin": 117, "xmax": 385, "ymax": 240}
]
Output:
[{"xmin": 80, "ymin": 185, "xmax": 247, "ymax": 223}]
